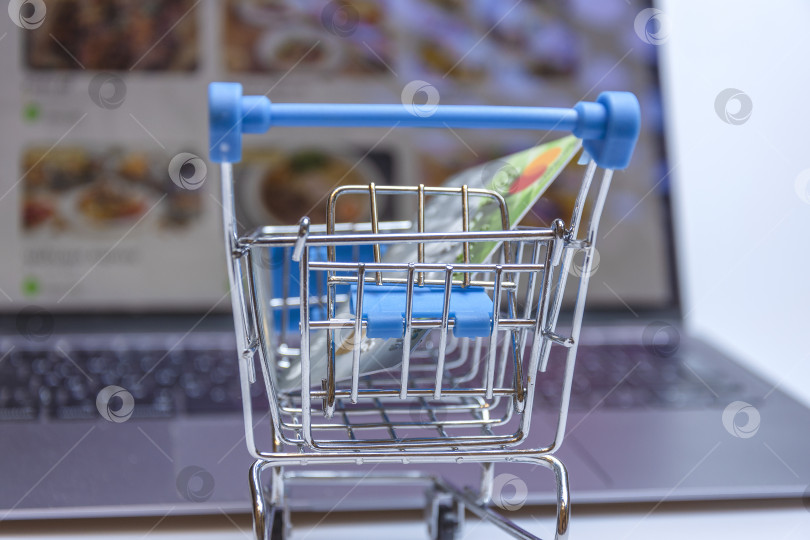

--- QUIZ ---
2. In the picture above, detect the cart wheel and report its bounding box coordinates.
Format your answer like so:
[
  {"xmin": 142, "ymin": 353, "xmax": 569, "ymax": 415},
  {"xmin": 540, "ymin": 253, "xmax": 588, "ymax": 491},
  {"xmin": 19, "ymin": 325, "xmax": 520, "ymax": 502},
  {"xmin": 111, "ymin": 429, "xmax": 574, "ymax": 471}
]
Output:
[
  {"xmin": 435, "ymin": 503, "xmax": 459, "ymax": 540},
  {"xmin": 426, "ymin": 489, "xmax": 464, "ymax": 540},
  {"xmin": 268, "ymin": 506, "xmax": 286, "ymax": 540}
]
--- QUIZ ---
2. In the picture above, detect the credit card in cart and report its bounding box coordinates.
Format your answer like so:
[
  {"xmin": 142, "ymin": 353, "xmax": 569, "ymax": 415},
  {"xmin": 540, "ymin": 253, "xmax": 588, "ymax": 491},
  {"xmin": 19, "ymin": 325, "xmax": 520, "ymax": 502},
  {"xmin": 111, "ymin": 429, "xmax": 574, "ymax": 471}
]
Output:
[
  {"xmin": 383, "ymin": 135, "xmax": 582, "ymax": 267},
  {"xmin": 278, "ymin": 136, "xmax": 582, "ymax": 391}
]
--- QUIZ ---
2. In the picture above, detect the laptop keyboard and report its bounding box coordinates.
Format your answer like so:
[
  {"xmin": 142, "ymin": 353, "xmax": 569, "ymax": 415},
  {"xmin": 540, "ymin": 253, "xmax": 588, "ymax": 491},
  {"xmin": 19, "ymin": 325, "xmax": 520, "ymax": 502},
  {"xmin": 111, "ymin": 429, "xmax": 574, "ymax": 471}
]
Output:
[
  {"xmin": 0, "ymin": 338, "xmax": 744, "ymax": 422},
  {"xmin": 0, "ymin": 338, "xmax": 255, "ymax": 421},
  {"xmin": 541, "ymin": 344, "xmax": 745, "ymax": 410}
]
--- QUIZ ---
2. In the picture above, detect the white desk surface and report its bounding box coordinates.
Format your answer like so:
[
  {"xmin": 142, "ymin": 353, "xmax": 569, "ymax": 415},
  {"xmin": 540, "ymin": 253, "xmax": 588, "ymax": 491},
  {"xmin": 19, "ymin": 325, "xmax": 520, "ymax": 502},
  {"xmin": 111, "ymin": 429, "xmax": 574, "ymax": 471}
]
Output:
[{"xmin": 3, "ymin": 501, "xmax": 810, "ymax": 539}]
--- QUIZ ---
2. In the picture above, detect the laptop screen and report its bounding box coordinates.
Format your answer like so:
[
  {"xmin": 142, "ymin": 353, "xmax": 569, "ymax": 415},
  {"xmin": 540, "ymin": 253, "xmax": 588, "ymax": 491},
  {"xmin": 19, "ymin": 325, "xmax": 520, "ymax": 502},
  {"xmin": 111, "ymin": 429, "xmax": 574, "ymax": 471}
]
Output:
[{"xmin": 0, "ymin": 0, "xmax": 673, "ymax": 315}]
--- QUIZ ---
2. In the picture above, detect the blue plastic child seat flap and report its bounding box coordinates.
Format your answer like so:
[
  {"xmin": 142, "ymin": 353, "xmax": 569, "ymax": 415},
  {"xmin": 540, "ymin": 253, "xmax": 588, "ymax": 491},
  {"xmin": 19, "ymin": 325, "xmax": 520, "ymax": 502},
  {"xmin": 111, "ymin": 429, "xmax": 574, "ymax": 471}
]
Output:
[
  {"xmin": 350, "ymin": 284, "xmax": 494, "ymax": 339},
  {"xmin": 269, "ymin": 244, "xmax": 379, "ymax": 331}
]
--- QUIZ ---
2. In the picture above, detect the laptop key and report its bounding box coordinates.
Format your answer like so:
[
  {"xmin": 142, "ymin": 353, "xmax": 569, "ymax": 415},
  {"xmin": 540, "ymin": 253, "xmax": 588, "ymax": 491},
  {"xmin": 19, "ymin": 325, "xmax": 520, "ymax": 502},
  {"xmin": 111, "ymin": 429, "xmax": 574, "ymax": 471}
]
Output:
[
  {"xmin": 155, "ymin": 365, "xmax": 179, "ymax": 386},
  {"xmin": 85, "ymin": 350, "xmax": 115, "ymax": 374},
  {"xmin": 180, "ymin": 371, "xmax": 208, "ymax": 399}
]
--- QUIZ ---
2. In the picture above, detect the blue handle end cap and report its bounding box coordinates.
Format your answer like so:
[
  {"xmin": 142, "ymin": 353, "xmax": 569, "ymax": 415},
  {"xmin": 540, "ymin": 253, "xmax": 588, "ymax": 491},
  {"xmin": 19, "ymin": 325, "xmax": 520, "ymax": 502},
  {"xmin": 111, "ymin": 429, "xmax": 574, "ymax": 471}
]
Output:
[
  {"xmin": 209, "ymin": 82, "xmax": 243, "ymax": 163},
  {"xmin": 209, "ymin": 83, "xmax": 273, "ymax": 163},
  {"xmin": 576, "ymin": 91, "xmax": 641, "ymax": 170}
]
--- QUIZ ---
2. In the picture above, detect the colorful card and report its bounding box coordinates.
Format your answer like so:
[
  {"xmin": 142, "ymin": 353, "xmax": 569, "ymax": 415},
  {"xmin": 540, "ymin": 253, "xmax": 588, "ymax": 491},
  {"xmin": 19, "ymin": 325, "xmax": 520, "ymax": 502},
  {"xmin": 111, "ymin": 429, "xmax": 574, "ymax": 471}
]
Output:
[{"xmin": 383, "ymin": 135, "xmax": 582, "ymax": 266}]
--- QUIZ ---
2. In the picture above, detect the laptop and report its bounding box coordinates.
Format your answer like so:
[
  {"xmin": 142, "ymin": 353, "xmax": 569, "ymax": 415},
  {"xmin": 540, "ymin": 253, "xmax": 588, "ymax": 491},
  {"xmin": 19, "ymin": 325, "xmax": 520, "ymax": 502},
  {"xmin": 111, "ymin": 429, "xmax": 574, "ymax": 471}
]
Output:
[{"xmin": 2, "ymin": 0, "xmax": 809, "ymax": 522}]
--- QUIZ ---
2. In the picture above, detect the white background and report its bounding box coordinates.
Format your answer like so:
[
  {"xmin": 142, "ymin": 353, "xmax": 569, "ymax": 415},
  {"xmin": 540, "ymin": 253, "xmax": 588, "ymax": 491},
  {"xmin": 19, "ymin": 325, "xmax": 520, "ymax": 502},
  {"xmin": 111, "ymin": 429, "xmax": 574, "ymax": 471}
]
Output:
[{"xmin": 659, "ymin": 0, "xmax": 810, "ymax": 407}]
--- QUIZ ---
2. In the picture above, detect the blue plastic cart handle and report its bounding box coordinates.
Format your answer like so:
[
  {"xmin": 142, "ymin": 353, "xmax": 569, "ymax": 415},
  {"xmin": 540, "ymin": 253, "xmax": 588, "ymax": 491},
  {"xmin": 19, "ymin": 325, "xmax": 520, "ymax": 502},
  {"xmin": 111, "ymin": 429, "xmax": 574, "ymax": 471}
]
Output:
[{"xmin": 209, "ymin": 82, "xmax": 640, "ymax": 170}]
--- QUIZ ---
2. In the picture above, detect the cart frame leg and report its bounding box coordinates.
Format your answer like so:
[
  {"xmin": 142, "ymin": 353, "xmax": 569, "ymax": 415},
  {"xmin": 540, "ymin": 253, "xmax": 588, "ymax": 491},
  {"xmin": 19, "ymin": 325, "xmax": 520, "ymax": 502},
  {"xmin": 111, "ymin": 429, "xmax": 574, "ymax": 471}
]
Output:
[{"xmin": 248, "ymin": 453, "xmax": 569, "ymax": 540}]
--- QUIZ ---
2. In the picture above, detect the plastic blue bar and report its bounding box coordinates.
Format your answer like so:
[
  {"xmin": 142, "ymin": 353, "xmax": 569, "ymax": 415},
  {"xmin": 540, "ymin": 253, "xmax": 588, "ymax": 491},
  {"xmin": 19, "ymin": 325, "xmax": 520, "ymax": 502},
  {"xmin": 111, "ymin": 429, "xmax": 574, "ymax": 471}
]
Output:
[
  {"xmin": 266, "ymin": 103, "xmax": 579, "ymax": 131},
  {"xmin": 209, "ymin": 82, "xmax": 640, "ymax": 169}
]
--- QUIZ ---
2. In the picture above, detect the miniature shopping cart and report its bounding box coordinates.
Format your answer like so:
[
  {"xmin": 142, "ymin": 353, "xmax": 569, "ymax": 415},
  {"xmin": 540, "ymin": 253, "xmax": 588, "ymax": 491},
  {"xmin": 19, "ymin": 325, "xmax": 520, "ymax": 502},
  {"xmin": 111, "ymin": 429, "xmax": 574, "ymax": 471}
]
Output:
[{"xmin": 208, "ymin": 83, "xmax": 639, "ymax": 540}]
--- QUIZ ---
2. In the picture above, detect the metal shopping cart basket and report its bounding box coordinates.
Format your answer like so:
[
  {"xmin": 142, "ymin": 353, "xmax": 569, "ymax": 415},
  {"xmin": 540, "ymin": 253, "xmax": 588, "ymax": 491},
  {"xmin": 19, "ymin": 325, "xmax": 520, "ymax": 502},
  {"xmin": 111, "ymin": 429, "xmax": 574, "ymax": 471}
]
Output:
[{"xmin": 208, "ymin": 83, "xmax": 640, "ymax": 540}]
